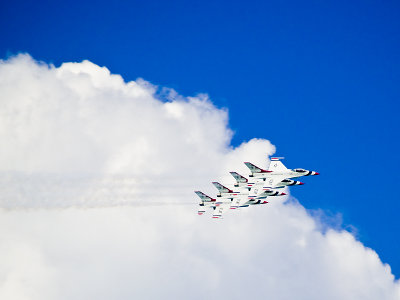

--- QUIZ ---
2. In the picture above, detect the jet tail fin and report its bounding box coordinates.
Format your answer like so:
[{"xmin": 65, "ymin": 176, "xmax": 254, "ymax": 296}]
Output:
[
  {"xmin": 194, "ymin": 191, "xmax": 215, "ymax": 202},
  {"xmin": 244, "ymin": 162, "xmax": 272, "ymax": 175},
  {"xmin": 268, "ymin": 157, "xmax": 288, "ymax": 172},
  {"xmin": 212, "ymin": 182, "xmax": 233, "ymax": 194},
  {"xmin": 229, "ymin": 172, "xmax": 248, "ymax": 184}
]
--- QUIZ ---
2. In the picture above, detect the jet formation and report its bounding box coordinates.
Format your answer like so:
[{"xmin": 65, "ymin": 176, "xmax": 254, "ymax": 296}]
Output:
[{"xmin": 195, "ymin": 157, "xmax": 319, "ymax": 219}]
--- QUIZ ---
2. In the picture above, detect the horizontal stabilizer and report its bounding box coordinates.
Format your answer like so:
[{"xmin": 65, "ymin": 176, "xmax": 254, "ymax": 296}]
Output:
[{"xmin": 198, "ymin": 204, "xmax": 206, "ymax": 215}]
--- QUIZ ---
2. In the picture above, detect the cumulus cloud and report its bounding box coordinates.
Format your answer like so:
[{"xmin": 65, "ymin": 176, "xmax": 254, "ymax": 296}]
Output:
[{"xmin": 0, "ymin": 54, "xmax": 399, "ymax": 300}]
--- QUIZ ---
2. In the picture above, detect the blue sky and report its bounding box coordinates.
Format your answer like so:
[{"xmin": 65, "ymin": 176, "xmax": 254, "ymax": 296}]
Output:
[{"xmin": 1, "ymin": 0, "xmax": 399, "ymax": 276}]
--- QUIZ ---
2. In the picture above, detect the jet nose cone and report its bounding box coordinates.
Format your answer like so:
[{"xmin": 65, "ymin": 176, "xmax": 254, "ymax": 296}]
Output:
[
  {"xmin": 281, "ymin": 192, "xmax": 287, "ymax": 196},
  {"xmin": 314, "ymin": 172, "xmax": 320, "ymax": 175},
  {"xmin": 299, "ymin": 182, "xmax": 305, "ymax": 185}
]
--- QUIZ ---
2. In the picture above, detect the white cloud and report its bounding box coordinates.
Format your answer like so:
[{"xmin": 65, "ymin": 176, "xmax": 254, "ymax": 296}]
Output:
[{"xmin": 0, "ymin": 54, "xmax": 399, "ymax": 300}]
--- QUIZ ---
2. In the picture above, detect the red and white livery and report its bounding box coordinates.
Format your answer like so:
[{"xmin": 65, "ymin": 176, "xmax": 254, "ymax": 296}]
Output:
[{"xmin": 195, "ymin": 156, "xmax": 319, "ymax": 218}]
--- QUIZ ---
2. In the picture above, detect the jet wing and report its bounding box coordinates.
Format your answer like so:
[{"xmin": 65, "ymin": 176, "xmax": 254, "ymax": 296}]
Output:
[
  {"xmin": 212, "ymin": 202, "xmax": 232, "ymax": 219},
  {"xmin": 198, "ymin": 201, "xmax": 217, "ymax": 215},
  {"xmin": 263, "ymin": 175, "xmax": 288, "ymax": 188},
  {"xmin": 230, "ymin": 194, "xmax": 249, "ymax": 209}
]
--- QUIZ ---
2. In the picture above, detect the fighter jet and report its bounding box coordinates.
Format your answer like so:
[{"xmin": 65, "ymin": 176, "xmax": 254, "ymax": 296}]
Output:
[
  {"xmin": 230, "ymin": 171, "xmax": 303, "ymax": 189},
  {"xmin": 196, "ymin": 180, "xmax": 286, "ymax": 218},
  {"xmin": 244, "ymin": 157, "xmax": 319, "ymax": 188},
  {"xmin": 228, "ymin": 172, "xmax": 286, "ymax": 209},
  {"xmin": 211, "ymin": 182, "xmax": 244, "ymax": 218},
  {"xmin": 195, "ymin": 191, "xmax": 223, "ymax": 216},
  {"xmin": 196, "ymin": 157, "xmax": 318, "ymax": 219},
  {"xmin": 214, "ymin": 180, "xmax": 285, "ymax": 215}
]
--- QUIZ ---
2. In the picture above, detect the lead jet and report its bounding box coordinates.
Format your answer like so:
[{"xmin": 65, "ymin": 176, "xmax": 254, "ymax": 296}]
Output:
[
  {"xmin": 230, "ymin": 171, "xmax": 304, "ymax": 189},
  {"xmin": 244, "ymin": 157, "xmax": 319, "ymax": 188}
]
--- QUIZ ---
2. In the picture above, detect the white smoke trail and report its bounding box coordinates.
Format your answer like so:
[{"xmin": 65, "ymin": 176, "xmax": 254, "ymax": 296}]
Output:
[
  {"xmin": 0, "ymin": 172, "xmax": 202, "ymax": 209},
  {"xmin": 0, "ymin": 54, "xmax": 271, "ymax": 209}
]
